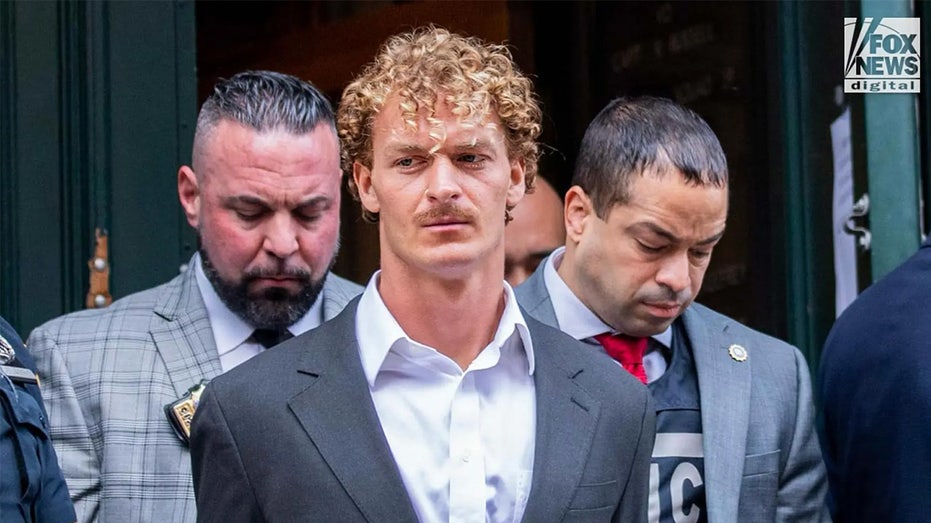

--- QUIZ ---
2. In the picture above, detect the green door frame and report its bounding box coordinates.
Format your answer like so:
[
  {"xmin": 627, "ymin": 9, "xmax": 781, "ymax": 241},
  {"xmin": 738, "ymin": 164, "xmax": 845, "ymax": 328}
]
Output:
[
  {"xmin": 861, "ymin": 0, "xmax": 923, "ymax": 279},
  {"xmin": 0, "ymin": 1, "xmax": 196, "ymax": 333},
  {"xmin": 775, "ymin": 0, "xmax": 924, "ymax": 373},
  {"xmin": 775, "ymin": 0, "xmax": 843, "ymax": 372}
]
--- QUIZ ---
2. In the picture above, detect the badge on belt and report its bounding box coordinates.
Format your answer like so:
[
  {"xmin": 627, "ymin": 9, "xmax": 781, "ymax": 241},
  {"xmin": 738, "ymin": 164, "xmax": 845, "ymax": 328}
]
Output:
[{"xmin": 164, "ymin": 380, "xmax": 208, "ymax": 445}]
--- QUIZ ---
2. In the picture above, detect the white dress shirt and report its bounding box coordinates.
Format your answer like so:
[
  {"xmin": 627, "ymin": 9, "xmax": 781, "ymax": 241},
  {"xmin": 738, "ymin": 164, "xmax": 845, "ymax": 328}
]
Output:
[
  {"xmin": 355, "ymin": 272, "xmax": 536, "ymax": 523},
  {"xmin": 193, "ymin": 253, "xmax": 323, "ymax": 372},
  {"xmin": 543, "ymin": 247, "xmax": 671, "ymax": 383}
]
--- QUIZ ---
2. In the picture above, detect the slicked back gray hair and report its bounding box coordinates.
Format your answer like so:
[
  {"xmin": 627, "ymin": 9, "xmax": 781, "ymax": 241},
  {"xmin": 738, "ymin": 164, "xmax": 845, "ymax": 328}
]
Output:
[
  {"xmin": 572, "ymin": 96, "xmax": 728, "ymax": 219},
  {"xmin": 193, "ymin": 70, "xmax": 335, "ymax": 171}
]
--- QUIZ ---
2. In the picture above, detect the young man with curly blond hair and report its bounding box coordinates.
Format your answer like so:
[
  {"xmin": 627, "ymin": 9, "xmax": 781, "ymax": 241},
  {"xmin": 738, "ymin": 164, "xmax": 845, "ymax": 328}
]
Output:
[{"xmin": 191, "ymin": 26, "xmax": 655, "ymax": 523}]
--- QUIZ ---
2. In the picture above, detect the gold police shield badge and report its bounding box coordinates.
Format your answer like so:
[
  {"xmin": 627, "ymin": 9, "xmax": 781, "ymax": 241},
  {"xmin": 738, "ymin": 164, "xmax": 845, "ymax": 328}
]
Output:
[{"xmin": 165, "ymin": 380, "xmax": 209, "ymax": 445}]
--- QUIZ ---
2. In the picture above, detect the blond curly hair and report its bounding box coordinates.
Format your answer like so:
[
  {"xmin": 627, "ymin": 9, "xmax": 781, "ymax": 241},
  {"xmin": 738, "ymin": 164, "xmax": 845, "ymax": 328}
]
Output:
[{"xmin": 338, "ymin": 26, "xmax": 542, "ymax": 222}]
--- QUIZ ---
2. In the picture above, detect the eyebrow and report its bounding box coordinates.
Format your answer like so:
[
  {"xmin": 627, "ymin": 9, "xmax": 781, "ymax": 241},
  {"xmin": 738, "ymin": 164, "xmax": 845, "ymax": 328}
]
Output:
[
  {"xmin": 223, "ymin": 195, "xmax": 331, "ymax": 209},
  {"xmin": 450, "ymin": 139, "xmax": 496, "ymax": 151},
  {"xmin": 295, "ymin": 196, "xmax": 333, "ymax": 211},
  {"xmin": 381, "ymin": 137, "xmax": 498, "ymax": 155},
  {"xmin": 695, "ymin": 230, "xmax": 726, "ymax": 246},
  {"xmin": 629, "ymin": 222, "xmax": 726, "ymax": 245},
  {"xmin": 223, "ymin": 195, "xmax": 267, "ymax": 207},
  {"xmin": 383, "ymin": 143, "xmax": 428, "ymax": 155}
]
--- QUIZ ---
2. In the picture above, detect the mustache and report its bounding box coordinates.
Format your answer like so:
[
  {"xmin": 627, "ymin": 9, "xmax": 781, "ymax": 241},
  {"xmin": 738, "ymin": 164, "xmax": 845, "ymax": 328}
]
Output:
[
  {"xmin": 414, "ymin": 203, "xmax": 475, "ymax": 225},
  {"xmin": 641, "ymin": 287, "xmax": 690, "ymax": 305},
  {"xmin": 243, "ymin": 262, "xmax": 312, "ymax": 282}
]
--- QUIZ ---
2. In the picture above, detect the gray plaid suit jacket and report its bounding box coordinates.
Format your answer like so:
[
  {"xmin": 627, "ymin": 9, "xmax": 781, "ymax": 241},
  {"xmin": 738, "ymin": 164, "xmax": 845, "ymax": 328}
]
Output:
[
  {"xmin": 27, "ymin": 257, "xmax": 362, "ymax": 523},
  {"xmin": 515, "ymin": 263, "xmax": 831, "ymax": 522}
]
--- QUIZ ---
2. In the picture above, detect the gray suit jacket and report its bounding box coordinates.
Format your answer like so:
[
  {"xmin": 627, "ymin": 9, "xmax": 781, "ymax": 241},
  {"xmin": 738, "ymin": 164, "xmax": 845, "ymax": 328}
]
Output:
[
  {"xmin": 27, "ymin": 257, "xmax": 362, "ymax": 523},
  {"xmin": 515, "ymin": 265, "xmax": 830, "ymax": 522},
  {"xmin": 190, "ymin": 297, "xmax": 656, "ymax": 523}
]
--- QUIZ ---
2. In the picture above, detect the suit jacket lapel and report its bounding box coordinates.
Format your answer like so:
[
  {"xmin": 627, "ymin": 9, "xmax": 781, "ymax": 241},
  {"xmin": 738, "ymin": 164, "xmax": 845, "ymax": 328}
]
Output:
[
  {"xmin": 288, "ymin": 302, "xmax": 419, "ymax": 523},
  {"xmin": 321, "ymin": 283, "xmax": 344, "ymax": 321},
  {"xmin": 321, "ymin": 273, "xmax": 362, "ymax": 321},
  {"xmin": 682, "ymin": 305, "xmax": 750, "ymax": 522},
  {"xmin": 151, "ymin": 263, "xmax": 222, "ymax": 398},
  {"xmin": 514, "ymin": 260, "xmax": 560, "ymax": 327},
  {"xmin": 151, "ymin": 262, "xmax": 359, "ymax": 399},
  {"xmin": 522, "ymin": 317, "xmax": 600, "ymax": 522}
]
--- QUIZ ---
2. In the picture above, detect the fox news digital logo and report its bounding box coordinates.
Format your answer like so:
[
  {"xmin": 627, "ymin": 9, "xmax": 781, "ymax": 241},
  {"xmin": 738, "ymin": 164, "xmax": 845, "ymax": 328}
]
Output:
[{"xmin": 844, "ymin": 17, "xmax": 920, "ymax": 93}]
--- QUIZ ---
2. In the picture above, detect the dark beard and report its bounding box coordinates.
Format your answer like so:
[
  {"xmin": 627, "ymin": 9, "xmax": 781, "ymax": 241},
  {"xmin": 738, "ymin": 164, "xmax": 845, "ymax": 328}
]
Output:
[{"xmin": 200, "ymin": 249, "xmax": 328, "ymax": 330}]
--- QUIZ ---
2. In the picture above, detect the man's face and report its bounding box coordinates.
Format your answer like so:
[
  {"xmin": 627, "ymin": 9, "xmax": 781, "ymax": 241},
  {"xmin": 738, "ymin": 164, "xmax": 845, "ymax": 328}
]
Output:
[
  {"xmin": 505, "ymin": 180, "xmax": 565, "ymax": 286},
  {"xmin": 178, "ymin": 120, "xmax": 342, "ymax": 328},
  {"xmin": 353, "ymin": 95, "xmax": 525, "ymax": 280},
  {"xmin": 560, "ymin": 169, "xmax": 728, "ymax": 337}
]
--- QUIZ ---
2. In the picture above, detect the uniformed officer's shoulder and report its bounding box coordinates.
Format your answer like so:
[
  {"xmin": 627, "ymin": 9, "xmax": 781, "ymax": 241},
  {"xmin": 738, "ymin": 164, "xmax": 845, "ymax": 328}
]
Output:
[
  {"xmin": 0, "ymin": 315, "xmax": 25, "ymax": 349},
  {"xmin": 0, "ymin": 340, "xmax": 77, "ymax": 523},
  {"xmin": 0, "ymin": 318, "xmax": 46, "ymax": 412},
  {"xmin": 0, "ymin": 336, "xmax": 38, "ymax": 375}
]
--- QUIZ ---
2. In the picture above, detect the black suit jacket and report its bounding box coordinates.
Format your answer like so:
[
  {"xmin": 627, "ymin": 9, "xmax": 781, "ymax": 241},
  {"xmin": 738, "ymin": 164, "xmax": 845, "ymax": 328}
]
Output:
[
  {"xmin": 819, "ymin": 237, "xmax": 931, "ymax": 522},
  {"xmin": 191, "ymin": 297, "xmax": 655, "ymax": 522}
]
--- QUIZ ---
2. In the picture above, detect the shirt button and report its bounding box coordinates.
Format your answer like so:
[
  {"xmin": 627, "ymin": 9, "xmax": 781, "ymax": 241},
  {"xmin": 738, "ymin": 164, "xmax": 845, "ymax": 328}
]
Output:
[{"xmin": 462, "ymin": 451, "xmax": 471, "ymax": 463}]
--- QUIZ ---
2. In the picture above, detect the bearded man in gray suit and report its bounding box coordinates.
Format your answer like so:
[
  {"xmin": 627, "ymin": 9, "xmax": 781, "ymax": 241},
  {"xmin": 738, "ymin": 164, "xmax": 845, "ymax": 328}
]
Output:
[
  {"xmin": 515, "ymin": 96, "xmax": 830, "ymax": 522},
  {"xmin": 27, "ymin": 70, "xmax": 362, "ymax": 523}
]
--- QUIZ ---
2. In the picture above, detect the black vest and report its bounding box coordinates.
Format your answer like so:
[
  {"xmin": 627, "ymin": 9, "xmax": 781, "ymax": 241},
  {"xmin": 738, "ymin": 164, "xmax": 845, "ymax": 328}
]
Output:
[{"xmin": 647, "ymin": 320, "xmax": 706, "ymax": 523}]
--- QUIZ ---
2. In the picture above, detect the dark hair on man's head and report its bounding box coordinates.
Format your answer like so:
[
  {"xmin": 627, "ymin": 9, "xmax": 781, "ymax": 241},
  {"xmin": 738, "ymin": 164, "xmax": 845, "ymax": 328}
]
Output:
[
  {"xmin": 193, "ymin": 70, "xmax": 335, "ymax": 169},
  {"xmin": 572, "ymin": 96, "xmax": 728, "ymax": 218}
]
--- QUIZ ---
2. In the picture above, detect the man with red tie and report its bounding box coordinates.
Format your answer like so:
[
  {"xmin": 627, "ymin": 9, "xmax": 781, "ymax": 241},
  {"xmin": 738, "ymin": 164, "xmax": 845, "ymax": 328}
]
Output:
[{"xmin": 515, "ymin": 96, "xmax": 830, "ymax": 522}]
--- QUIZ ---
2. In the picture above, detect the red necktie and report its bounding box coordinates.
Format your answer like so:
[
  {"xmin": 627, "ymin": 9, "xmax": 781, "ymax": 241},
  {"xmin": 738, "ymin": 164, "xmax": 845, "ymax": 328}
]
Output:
[{"xmin": 594, "ymin": 333, "xmax": 648, "ymax": 384}]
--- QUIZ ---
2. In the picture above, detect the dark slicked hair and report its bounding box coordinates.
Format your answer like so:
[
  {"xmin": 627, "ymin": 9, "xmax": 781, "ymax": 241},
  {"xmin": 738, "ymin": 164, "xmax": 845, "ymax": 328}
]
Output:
[
  {"xmin": 572, "ymin": 96, "xmax": 728, "ymax": 218},
  {"xmin": 193, "ymin": 70, "xmax": 335, "ymax": 170}
]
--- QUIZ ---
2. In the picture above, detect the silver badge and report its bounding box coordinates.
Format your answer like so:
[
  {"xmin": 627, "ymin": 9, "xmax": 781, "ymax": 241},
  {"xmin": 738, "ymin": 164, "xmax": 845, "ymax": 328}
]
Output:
[
  {"xmin": 728, "ymin": 344, "xmax": 748, "ymax": 362},
  {"xmin": 0, "ymin": 334, "xmax": 15, "ymax": 365}
]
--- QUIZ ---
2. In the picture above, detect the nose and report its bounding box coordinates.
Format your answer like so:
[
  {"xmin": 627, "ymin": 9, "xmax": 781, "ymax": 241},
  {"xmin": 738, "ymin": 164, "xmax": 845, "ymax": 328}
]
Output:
[
  {"xmin": 655, "ymin": 252, "xmax": 691, "ymax": 295},
  {"xmin": 424, "ymin": 157, "xmax": 462, "ymax": 203},
  {"xmin": 262, "ymin": 212, "xmax": 299, "ymax": 259}
]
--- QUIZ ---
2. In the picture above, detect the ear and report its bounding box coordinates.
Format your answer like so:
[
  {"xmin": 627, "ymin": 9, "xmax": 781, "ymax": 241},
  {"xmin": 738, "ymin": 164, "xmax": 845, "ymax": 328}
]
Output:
[
  {"xmin": 177, "ymin": 166, "xmax": 201, "ymax": 228},
  {"xmin": 563, "ymin": 185, "xmax": 594, "ymax": 245},
  {"xmin": 505, "ymin": 158, "xmax": 527, "ymax": 208},
  {"xmin": 353, "ymin": 161, "xmax": 380, "ymax": 215}
]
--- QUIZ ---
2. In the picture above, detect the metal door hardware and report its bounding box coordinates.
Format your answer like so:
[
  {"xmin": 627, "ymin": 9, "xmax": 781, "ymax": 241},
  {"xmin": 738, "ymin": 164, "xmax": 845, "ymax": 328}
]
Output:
[{"xmin": 843, "ymin": 193, "xmax": 871, "ymax": 252}]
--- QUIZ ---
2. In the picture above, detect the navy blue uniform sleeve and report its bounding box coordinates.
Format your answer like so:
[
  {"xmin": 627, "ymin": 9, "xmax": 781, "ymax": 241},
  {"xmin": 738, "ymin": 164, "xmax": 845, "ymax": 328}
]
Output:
[
  {"xmin": 1, "ymin": 315, "xmax": 76, "ymax": 523},
  {"xmin": 0, "ymin": 316, "xmax": 46, "ymax": 416}
]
